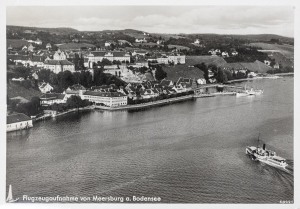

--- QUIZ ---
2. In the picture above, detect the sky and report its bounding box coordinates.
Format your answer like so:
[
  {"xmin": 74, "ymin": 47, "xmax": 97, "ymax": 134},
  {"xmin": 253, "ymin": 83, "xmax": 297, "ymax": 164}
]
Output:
[{"xmin": 6, "ymin": 6, "xmax": 294, "ymax": 37}]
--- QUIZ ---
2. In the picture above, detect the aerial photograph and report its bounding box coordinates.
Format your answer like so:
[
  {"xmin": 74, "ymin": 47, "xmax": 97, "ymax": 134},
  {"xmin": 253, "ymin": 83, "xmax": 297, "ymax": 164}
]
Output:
[{"xmin": 5, "ymin": 4, "xmax": 295, "ymax": 206}]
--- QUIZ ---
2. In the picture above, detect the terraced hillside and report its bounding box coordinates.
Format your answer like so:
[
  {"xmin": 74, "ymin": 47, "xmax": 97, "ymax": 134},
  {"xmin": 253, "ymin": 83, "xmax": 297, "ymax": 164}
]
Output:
[
  {"xmin": 185, "ymin": 56, "xmax": 227, "ymax": 67},
  {"xmin": 163, "ymin": 64, "xmax": 204, "ymax": 82},
  {"xmin": 7, "ymin": 82, "xmax": 42, "ymax": 100},
  {"xmin": 248, "ymin": 43, "xmax": 294, "ymax": 58}
]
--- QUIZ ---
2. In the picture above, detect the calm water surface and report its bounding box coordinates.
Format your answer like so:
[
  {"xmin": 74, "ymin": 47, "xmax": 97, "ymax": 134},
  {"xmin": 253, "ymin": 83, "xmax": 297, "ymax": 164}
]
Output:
[{"xmin": 7, "ymin": 78, "xmax": 294, "ymax": 203}]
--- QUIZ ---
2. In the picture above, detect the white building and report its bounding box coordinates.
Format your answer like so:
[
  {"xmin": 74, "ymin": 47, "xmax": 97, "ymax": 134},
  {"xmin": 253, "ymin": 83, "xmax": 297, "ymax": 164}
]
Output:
[
  {"xmin": 132, "ymin": 50, "xmax": 148, "ymax": 56},
  {"xmin": 197, "ymin": 78, "xmax": 206, "ymax": 85},
  {"xmin": 46, "ymin": 43, "xmax": 52, "ymax": 50},
  {"xmin": 64, "ymin": 84, "xmax": 86, "ymax": 99},
  {"xmin": 168, "ymin": 54, "xmax": 186, "ymax": 64},
  {"xmin": 53, "ymin": 49, "xmax": 68, "ymax": 60},
  {"xmin": 231, "ymin": 51, "xmax": 238, "ymax": 56},
  {"xmin": 221, "ymin": 52, "xmax": 229, "ymax": 57},
  {"xmin": 135, "ymin": 38, "xmax": 147, "ymax": 43},
  {"xmin": 7, "ymin": 113, "xmax": 33, "ymax": 132},
  {"xmin": 82, "ymin": 91, "xmax": 127, "ymax": 107},
  {"xmin": 39, "ymin": 82, "xmax": 53, "ymax": 93},
  {"xmin": 156, "ymin": 53, "xmax": 186, "ymax": 64},
  {"xmin": 43, "ymin": 60, "xmax": 75, "ymax": 74},
  {"xmin": 87, "ymin": 51, "xmax": 131, "ymax": 64},
  {"xmin": 40, "ymin": 93, "xmax": 67, "ymax": 106},
  {"xmin": 194, "ymin": 39, "xmax": 200, "ymax": 44}
]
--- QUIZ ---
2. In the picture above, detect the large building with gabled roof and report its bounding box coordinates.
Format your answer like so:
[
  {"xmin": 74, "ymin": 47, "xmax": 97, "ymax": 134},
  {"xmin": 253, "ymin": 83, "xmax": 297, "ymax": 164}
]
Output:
[
  {"xmin": 43, "ymin": 59, "xmax": 75, "ymax": 74},
  {"xmin": 7, "ymin": 113, "xmax": 33, "ymax": 132}
]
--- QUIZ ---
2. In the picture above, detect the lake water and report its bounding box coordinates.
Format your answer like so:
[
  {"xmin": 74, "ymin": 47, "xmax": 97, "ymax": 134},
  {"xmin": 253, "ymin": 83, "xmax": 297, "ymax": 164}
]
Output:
[{"xmin": 6, "ymin": 77, "xmax": 294, "ymax": 203}]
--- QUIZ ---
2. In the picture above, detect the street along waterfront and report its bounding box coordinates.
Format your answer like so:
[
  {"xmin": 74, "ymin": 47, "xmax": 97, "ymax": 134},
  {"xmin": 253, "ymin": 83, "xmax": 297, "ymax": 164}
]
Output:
[{"xmin": 7, "ymin": 77, "xmax": 293, "ymax": 203}]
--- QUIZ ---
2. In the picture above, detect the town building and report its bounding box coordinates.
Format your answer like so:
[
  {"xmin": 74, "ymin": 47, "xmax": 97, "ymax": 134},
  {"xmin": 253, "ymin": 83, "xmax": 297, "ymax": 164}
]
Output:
[
  {"xmin": 221, "ymin": 52, "xmax": 229, "ymax": 57},
  {"xmin": 46, "ymin": 43, "xmax": 52, "ymax": 50},
  {"xmin": 7, "ymin": 113, "xmax": 33, "ymax": 132},
  {"xmin": 132, "ymin": 50, "xmax": 148, "ymax": 56},
  {"xmin": 105, "ymin": 41, "xmax": 116, "ymax": 47},
  {"xmin": 156, "ymin": 40, "xmax": 163, "ymax": 45},
  {"xmin": 87, "ymin": 51, "xmax": 131, "ymax": 63},
  {"xmin": 7, "ymin": 54, "xmax": 45, "ymax": 67},
  {"xmin": 53, "ymin": 49, "xmax": 68, "ymax": 60},
  {"xmin": 274, "ymin": 63, "xmax": 280, "ymax": 69},
  {"xmin": 155, "ymin": 53, "xmax": 186, "ymax": 64},
  {"xmin": 160, "ymin": 79, "xmax": 174, "ymax": 87},
  {"xmin": 135, "ymin": 38, "xmax": 147, "ymax": 43},
  {"xmin": 194, "ymin": 39, "xmax": 200, "ymax": 44},
  {"xmin": 81, "ymin": 91, "xmax": 128, "ymax": 107},
  {"xmin": 64, "ymin": 84, "xmax": 86, "ymax": 98},
  {"xmin": 39, "ymin": 82, "xmax": 53, "ymax": 93},
  {"xmin": 40, "ymin": 93, "xmax": 67, "ymax": 106},
  {"xmin": 28, "ymin": 44, "xmax": 34, "ymax": 52},
  {"xmin": 231, "ymin": 51, "xmax": 238, "ymax": 56},
  {"xmin": 43, "ymin": 60, "xmax": 75, "ymax": 74}
]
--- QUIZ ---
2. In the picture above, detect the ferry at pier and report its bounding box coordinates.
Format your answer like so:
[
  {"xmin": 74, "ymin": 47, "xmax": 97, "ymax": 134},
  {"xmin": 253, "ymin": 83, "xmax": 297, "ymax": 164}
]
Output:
[{"xmin": 246, "ymin": 144, "xmax": 288, "ymax": 169}]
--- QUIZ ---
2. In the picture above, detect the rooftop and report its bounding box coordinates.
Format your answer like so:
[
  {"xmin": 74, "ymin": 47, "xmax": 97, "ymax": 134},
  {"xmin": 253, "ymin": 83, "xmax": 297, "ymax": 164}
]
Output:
[{"xmin": 7, "ymin": 113, "xmax": 32, "ymax": 124}]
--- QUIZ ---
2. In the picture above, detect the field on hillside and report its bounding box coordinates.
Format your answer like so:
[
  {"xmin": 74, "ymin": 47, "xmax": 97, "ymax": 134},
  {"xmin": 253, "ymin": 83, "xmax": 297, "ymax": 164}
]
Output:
[
  {"xmin": 7, "ymin": 82, "xmax": 42, "ymax": 100},
  {"xmin": 185, "ymin": 56, "xmax": 227, "ymax": 67},
  {"xmin": 151, "ymin": 33, "xmax": 186, "ymax": 40},
  {"xmin": 265, "ymin": 52, "xmax": 294, "ymax": 68},
  {"xmin": 167, "ymin": 45, "xmax": 190, "ymax": 50},
  {"xmin": 56, "ymin": 43, "xmax": 96, "ymax": 50},
  {"xmin": 7, "ymin": 39, "xmax": 29, "ymax": 48},
  {"xmin": 163, "ymin": 64, "xmax": 204, "ymax": 82},
  {"xmin": 248, "ymin": 43, "xmax": 294, "ymax": 58}
]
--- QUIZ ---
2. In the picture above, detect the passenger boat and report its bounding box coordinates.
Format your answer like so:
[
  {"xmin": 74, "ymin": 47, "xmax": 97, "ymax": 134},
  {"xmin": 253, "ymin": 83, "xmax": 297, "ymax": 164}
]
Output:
[{"xmin": 246, "ymin": 136, "xmax": 288, "ymax": 169}]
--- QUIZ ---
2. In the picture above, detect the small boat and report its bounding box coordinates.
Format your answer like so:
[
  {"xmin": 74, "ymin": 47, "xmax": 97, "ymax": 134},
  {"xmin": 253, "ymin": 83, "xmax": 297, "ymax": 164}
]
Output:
[
  {"xmin": 6, "ymin": 184, "xmax": 19, "ymax": 203},
  {"xmin": 246, "ymin": 135, "xmax": 288, "ymax": 169},
  {"xmin": 236, "ymin": 92, "xmax": 249, "ymax": 97},
  {"xmin": 246, "ymin": 88, "xmax": 263, "ymax": 95}
]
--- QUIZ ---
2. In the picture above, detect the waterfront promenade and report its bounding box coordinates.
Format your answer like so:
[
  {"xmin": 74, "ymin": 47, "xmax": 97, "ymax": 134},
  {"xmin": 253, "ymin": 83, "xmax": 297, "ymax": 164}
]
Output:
[{"xmin": 94, "ymin": 95, "xmax": 194, "ymax": 111}]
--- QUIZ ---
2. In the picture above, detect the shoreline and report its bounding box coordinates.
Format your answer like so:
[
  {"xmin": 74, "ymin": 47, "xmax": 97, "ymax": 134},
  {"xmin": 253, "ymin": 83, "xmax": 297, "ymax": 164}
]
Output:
[
  {"xmin": 32, "ymin": 75, "xmax": 294, "ymax": 117},
  {"xmin": 227, "ymin": 73, "xmax": 294, "ymax": 84},
  {"xmin": 94, "ymin": 95, "xmax": 195, "ymax": 111}
]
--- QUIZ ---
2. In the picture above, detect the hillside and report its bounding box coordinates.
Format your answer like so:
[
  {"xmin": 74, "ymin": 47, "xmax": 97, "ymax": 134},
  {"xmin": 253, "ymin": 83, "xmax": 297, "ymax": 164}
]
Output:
[
  {"xmin": 7, "ymin": 39, "xmax": 29, "ymax": 48},
  {"xmin": 163, "ymin": 64, "xmax": 204, "ymax": 82},
  {"xmin": 56, "ymin": 43, "xmax": 96, "ymax": 50},
  {"xmin": 248, "ymin": 42, "xmax": 294, "ymax": 58},
  {"xmin": 185, "ymin": 56, "xmax": 227, "ymax": 67},
  {"xmin": 7, "ymin": 82, "xmax": 42, "ymax": 100},
  {"xmin": 7, "ymin": 25, "xmax": 293, "ymax": 44},
  {"xmin": 7, "ymin": 25, "xmax": 79, "ymax": 35}
]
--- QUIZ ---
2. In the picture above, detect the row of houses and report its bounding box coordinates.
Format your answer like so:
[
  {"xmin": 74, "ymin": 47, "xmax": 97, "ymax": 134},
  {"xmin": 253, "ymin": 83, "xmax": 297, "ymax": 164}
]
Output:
[
  {"xmin": 39, "ymin": 76, "xmax": 195, "ymax": 107},
  {"xmin": 208, "ymin": 49, "xmax": 238, "ymax": 57}
]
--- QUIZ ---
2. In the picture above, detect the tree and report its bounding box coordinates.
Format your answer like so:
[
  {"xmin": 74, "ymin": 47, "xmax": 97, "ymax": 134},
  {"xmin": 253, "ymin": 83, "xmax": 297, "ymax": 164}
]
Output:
[
  {"xmin": 195, "ymin": 63, "xmax": 209, "ymax": 82},
  {"xmin": 101, "ymin": 58, "xmax": 112, "ymax": 66},
  {"xmin": 14, "ymin": 66, "xmax": 31, "ymax": 79},
  {"xmin": 66, "ymin": 95, "xmax": 83, "ymax": 109},
  {"xmin": 37, "ymin": 69, "xmax": 52, "ymax": 83},
  {"xmin": 15, "ymin": 97, "xmax": 42, "ymax": 116},
  {"xmin": 215, "ymin": 68, "xmax": 228, "ymax": 83},
  {"xmin": 154, "ymin": 65, "xmax": 167, "ymax": 81},
  {"xmin": 224, "ymin": 70, "xmax": 233, "ymax": 81}
]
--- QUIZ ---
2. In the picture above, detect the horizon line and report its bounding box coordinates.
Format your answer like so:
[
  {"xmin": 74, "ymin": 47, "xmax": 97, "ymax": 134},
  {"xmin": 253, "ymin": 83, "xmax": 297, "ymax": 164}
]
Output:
[{"xmin": 6, "ymin": 25, "xmax": 294, "ymax": 39}]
